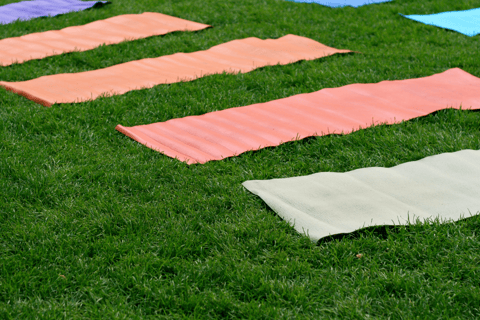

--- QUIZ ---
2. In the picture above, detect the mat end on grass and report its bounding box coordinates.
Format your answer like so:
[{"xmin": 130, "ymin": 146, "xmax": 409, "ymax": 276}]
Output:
[
  {"xmin": 116, "ymin": 124, "xmax": 202, "ymax": 165},
  {"xmin": 0, "ymin": 82, "xmax": 53, "ymax": 107}
]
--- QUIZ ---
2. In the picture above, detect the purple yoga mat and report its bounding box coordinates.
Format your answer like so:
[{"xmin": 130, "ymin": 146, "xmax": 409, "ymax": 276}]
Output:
[{"xmin": 0, "ymin": 0, "xmax": 108, "ymax": 25}]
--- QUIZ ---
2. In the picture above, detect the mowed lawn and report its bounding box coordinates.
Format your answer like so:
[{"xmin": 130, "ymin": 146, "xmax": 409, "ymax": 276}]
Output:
[{"xmin": 1, "ymin": 0, "xmax": 480, "ymax": 318}]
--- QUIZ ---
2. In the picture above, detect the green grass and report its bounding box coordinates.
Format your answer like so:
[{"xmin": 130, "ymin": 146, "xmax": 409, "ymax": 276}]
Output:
[{"xmin": 1, "ymin": 0, "xmax": 480, "ymax": 318}]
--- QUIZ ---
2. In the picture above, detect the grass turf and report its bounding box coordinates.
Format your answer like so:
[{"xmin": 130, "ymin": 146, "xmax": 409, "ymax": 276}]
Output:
[{"xmin": 1, "ymin": 0, "xmax": 480, "ymax": 318}]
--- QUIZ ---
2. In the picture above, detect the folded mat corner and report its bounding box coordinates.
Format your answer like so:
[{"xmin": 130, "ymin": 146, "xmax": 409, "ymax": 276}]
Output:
[
  {"xmin": 0, "ymin": 34, "xmax": 351, "ymax": 105},
  {"xmin": 116, "ymin": 68, "xmax": 480, "ymax": 164},
  {"xmin": 0, "ymin": 12, "xmax": 211, "ymax": 67},
  {"xmin": 243, "ymin": 149, "xmax": 480, "ymax": 242}
]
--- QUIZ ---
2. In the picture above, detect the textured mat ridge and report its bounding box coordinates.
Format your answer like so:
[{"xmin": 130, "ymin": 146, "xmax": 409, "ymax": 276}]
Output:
[
  {"xmin": 0, "ymin": 0, "xmax": 107, "ymax": 25},
  {"xmin": 0, "ymin": 34, "xmax": 351, "ymax": 106},
  {"xmin": 243, "ymin": 149, "xmax": 480, "ymax": 241},
  {"xmin": 0, "ymin": 12, "xmax": 210, "ymax": 67},
  {"xmin": 116, "ymin": 68, "xmax": 480, "ymax": 164}
]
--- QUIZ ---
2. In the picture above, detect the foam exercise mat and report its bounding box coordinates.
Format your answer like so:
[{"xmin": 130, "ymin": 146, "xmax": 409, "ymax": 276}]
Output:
[
  {"xmin": 0, "ymin": 0, "xmax": 107, "ymax": 25},
  {"xmin": 286, "ymin": 0, "xmax": 391, "ymax": 8},
  {"xmin": 402, "ymin": 8, "xmax": 480, "ymax": 37},
  {"xmin": 243, "ymin": 149, "xmax": 480, "ymax": 242},
  {"xmin": 0, "ymin": 35, "xmax": 351, "ymax": 106},
  {"xmin": 116, "ymin": 68, "xmax": 480, "ymax": 164},
  {"xmin": 0, "ymin": 12, "xmax": 210, "ymax": 67}
]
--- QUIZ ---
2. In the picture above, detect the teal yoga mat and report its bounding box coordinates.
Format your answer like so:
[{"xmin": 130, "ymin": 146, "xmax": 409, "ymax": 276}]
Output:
[
  {"xmin": 402, "ymin": 7, "xmax": 480, "ymax": 37},
  {"xmin": 243, "ymin": 150, "xmax": 480, "ymax": 242}
]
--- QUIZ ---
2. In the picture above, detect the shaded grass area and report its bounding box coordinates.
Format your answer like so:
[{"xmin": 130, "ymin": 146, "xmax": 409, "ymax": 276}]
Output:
[{"xmin": 1, "ymin": 0, "xmax": 480, "ymax": 318}]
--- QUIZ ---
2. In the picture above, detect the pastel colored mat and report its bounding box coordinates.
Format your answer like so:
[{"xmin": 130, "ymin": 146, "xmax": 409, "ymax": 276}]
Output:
[
  {"xmin": 0, "ymin": 0, "xmax": 107, "ymax": 25},
  {"xmin": 402, "ymin": 8, "xmax": 480, "ymax": 37},
  {"xmin": 0, "ymin": 34, "xmax": 351, "ymax": 106},
  {"xmin": 243, "ymin": 149, "xmax": 480, "ymax": 242},
  {"xmin": 0, "ymin": 12, "xmax": 210, "ymax": 67},
  {"xmin": 286, "ymin": 0, "xmax": 391, "ymax": 8},
  {"xmin": 116, "ymin": 68, "xmax": 480, "ymax": 164}
]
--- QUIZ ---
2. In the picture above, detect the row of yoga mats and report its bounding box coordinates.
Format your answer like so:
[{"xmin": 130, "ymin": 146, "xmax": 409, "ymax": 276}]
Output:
[
  {"xmin": 2, "ymin": 0, "xmax": 480, "ymax": 37},
  {"xmin": 1, "ymin": 4, "xmax": 479, "ymax": 71},
  {"xmin": 0, "ymin": 34, "xmax": 351, "ymax": 105},
  {"xmin": 1, "ymin": 4, "xmax": 480, "ymax": 241},
  {"xmin": 2, "ymin": 8, "xmax": 480, "ymax": 105},
  {"xmin": 2, "ymin": 1, "xmax": 480, "ymax": 37}
]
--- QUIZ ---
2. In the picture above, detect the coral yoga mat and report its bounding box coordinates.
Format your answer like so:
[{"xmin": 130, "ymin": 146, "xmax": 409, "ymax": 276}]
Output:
[
  {"xmin": 0, "ymin": 35, "xmax": 351, "ymax": 106},
  {"xmin": 402, "ymin": 8, "xmax": 480, "ymax": 37},
  {"xmin": 116, "ymin": 68, "xmax": 480, "ymax": 164},
  {"xmin": 0, "ymin": 12, "xmax": 210, "ymax": 67},
  {"xmin": 0, "ymin": 0, "xmax": 107, "ymax": 25},
  {"xmin": 286, "ymin": 0, "xmax": 391, "ymax": 8},
  {"xmin": 243, "ymin": 149, "xmax": 480, "ymax": 241}
]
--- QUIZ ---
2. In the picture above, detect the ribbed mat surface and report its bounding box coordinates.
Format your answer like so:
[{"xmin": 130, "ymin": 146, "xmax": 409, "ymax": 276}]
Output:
[
  {"xmin": 243, "ymin": 149, "xmax": 480, "ymax": 242},
  {"xmin": 0, "ymin": 12, "xmax": 210, "ymax": 67},
  {"xmin": 116, "ymin": 68, "xmax": 480, "ymax": 164},
  {"xmin": 0, "ymin": 0, "xmax": 107, "ymax": 25},
  {"xmin": 402, "ymin": 8, "xmax": 480, "ymax": 37},
  {"xmin": 286, "ymin": 0, "xmax": 391, "ymax": 8},
  {"xmin": 0, "ymin": 35, "xmax": 351, "ymax": 106}
]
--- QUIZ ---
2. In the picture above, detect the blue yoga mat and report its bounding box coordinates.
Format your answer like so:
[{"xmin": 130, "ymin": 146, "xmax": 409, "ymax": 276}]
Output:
[
  {"xmin": 286, "ymin": 0, "xmax": 391, "ymax": 8},
  {"xmin": 402, "ymin": 8, "xmax": 480, "ymax": 37},
  {"xmin": 0, "ymin": 0, "xmax": 108, "ymax": 25}
]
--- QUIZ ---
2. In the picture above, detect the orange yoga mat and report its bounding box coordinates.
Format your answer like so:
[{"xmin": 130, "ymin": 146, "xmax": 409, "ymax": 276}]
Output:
[
  {"xmin": 0, "ymin": 12, "xmax": 210, "ymax": 67},
  {"xmin": 0, "ymin": 35, "xmax": 351, "ymax": 106},
  {"xmin": 116, "ymin": 68, "xmax": 480, "ymax": 164}
]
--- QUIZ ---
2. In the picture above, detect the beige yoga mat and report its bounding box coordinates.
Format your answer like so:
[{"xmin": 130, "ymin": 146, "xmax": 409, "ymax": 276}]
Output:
[
  {"xmin": 0, "ymin": 35, "xmax": 351, "ymax": 106},
  {"xmin": 0, "ymin": 12, "xmax": 210, "ymax": 67},
  {"xmin": 243, "ymin": 149, "xmax": 480, "ymax": 242}
]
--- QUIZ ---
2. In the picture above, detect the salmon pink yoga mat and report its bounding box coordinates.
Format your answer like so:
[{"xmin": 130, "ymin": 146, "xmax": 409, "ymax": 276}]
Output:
[
  {"xmin": 243, "ymin": 149, "xmax": 480, "ymax": 241},
  {"xmin": 0, "ymin": 0, "xmax": 107, "ymax": 25},
  {"xmin": 0, "ymin": 12, "xmax": 210, "ymax": 66},
  {"xmin": 0, "ymin": 35, "xmax": 351, "ymax": 106},
  {"xmin": 116, "ymin": 68, "xmax": 480, "ymax": 164}
]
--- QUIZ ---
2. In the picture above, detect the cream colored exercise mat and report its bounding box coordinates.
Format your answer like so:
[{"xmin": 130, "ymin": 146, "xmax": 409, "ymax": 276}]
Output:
[{"xmin": 243, "ymin": 149, "xmax": 480, "ymax": 242}]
